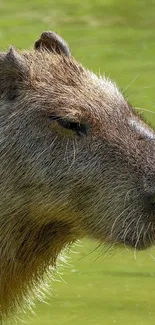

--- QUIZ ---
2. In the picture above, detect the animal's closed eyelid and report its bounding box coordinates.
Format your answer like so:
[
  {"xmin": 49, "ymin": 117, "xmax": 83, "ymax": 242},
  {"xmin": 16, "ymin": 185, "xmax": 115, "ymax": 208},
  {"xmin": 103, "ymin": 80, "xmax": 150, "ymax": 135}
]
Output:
[{"xmin": 48, "ymin": 115, "xmax": 89, "ymax": 136}]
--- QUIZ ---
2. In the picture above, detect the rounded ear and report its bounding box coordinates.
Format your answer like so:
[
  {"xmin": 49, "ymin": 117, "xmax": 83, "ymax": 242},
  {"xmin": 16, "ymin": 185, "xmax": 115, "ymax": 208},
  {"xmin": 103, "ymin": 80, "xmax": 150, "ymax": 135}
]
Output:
[
  {"xmin": 4, "ymin": 46, "xmax": 28, "ymax": 76},
  {"xmin": 34, "ymin": 31, "xmax": 71, "ymax": 56},
  {"xmin": 0, "ymin": 47, "xmax": 29, "ymax": 100}
]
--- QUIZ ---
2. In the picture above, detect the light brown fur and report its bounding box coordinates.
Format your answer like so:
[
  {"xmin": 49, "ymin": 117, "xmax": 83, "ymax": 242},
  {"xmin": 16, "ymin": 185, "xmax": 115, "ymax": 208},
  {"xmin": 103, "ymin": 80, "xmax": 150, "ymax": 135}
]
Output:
[{"xmin": 0, "ymin": 32, "xmax": 155, "ymax": 322}]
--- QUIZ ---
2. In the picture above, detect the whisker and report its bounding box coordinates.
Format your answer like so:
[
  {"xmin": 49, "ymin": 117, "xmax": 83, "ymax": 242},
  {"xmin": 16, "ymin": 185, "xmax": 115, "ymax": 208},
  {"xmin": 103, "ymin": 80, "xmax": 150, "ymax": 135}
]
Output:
[
  {"xmin": 142, "ymin": 221, "xmax": 151, "ymax": 248},
  {"xmin": 76, "ymin": 242, "xmax": 102, "ymax": 262},
  {"xmin": 36, "ymin": 136, "xmax": 58, "ymax": 160},
  {"xmin": 64, "ymin": 138, "xmax": 69, "ymax": 164},
  {"xmin": 121, "ymin": 209, "xmax": 139, "ymax": 249},
  {"xmin": 109, "ymin": 206, "xmax": 131, "ymax": 240},
  {"xmin": 123, "ymin": 74, "xmax": 140, "ymax": 94},
  {"xmin": 134, "ymin": 222, "xmax": 144, "ymax": 261},
  {"xmin": 94, "ymin": 243, "xmax": 116, "ymax": 263},
  {"xmin": 135, "ymin": 107, "xmax": 155, "ymax": 115},
  {"xmin": 68, "ymin": 139, "xmax": 76, "ymax": 170},
  {"xmin": 149, "ymin": 253, "xmax": 155, "ymax": 261}
]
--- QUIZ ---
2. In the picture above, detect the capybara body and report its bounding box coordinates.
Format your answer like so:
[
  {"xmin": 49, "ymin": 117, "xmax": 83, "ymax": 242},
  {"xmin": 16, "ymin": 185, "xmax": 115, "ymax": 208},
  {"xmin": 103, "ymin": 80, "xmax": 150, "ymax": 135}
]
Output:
[{"xmin": 0, "ymin": 31, "xmax": 155, "ymax": 321}]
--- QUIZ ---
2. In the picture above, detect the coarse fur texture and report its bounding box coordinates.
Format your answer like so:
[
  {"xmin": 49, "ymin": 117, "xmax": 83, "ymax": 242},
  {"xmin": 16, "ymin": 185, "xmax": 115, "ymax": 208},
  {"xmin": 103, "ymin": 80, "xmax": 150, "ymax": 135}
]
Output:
[{"xmin": 0, "ymin": 31, "xmax": 155, "ymax": 322}]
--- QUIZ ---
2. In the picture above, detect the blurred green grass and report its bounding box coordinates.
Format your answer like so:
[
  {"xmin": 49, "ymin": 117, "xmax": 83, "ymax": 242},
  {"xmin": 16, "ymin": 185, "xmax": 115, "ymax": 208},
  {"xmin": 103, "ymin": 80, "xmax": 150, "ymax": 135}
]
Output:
[
  {"xmin": 15, "ymin": 241, "xmax": 155, "ymax": 325},
  {"xmin": 2, "ymin": 0, "xmax": 155, "ymax": 324}
]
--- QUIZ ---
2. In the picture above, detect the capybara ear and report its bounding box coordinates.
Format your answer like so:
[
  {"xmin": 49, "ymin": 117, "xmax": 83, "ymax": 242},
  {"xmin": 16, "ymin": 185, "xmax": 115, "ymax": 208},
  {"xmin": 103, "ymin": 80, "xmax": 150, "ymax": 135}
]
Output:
[
  {"xmin": 0, "ymin": 47, "xmax": 29, "ymax": 100},
  {"xmin": 4, "ymin": 47, "xmax": 28, "ymax": 76},
  {"xmin": 34, "ymin": 31, "xmax": 71, "ymax": 56}
]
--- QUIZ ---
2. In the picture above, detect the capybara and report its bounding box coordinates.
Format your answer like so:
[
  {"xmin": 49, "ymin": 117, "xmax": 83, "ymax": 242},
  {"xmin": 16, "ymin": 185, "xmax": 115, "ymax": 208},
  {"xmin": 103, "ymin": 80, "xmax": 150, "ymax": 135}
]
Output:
[{"xmin": 0, "ymin": 31, "xmax": 155, "ymax": 321}]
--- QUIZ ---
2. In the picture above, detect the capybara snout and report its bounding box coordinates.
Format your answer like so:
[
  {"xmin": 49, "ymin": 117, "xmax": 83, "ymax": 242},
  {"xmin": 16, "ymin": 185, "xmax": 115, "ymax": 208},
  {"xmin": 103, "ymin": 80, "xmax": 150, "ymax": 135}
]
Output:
[{"xmin": 0, "ymin": 31, "xmax": 155, "ymax": 320}]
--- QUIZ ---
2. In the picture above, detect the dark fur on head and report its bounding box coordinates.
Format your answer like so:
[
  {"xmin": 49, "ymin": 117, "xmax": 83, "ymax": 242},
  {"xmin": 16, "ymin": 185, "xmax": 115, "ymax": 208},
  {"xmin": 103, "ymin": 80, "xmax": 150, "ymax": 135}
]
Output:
[{"xmin": 0, "ymin": 31, "xmax": 155, "ymax": 321}]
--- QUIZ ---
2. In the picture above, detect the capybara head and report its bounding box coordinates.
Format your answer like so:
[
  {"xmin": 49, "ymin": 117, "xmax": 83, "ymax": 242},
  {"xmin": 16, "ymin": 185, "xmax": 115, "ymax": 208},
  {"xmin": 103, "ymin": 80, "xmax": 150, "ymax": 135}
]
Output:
[{"xmin": 0, "ymin": 31, "xmax": 155, "ymax": 320}]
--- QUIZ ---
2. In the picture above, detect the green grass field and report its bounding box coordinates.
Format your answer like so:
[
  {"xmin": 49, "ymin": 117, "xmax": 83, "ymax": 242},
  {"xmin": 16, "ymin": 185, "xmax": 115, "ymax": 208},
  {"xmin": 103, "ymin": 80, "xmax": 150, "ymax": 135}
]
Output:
[{"xmin": 2, "ymin": 0, "xmax": 155, "ymax": 324}]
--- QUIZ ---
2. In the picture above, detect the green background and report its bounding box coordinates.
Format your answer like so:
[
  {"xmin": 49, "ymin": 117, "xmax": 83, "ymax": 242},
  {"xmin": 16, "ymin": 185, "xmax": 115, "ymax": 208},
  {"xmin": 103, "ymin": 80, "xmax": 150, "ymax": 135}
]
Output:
[{"xmin": 2, "ymin": 0, "xmax": 155, "ymax": 324}]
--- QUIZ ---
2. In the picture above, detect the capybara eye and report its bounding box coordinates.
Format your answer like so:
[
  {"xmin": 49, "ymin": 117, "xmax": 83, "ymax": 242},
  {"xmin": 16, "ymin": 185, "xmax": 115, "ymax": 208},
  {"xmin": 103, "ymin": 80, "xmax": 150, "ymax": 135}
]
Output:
[{"xmin": 49, "ymin": 115, "xmax": 89, "ymax": 136}]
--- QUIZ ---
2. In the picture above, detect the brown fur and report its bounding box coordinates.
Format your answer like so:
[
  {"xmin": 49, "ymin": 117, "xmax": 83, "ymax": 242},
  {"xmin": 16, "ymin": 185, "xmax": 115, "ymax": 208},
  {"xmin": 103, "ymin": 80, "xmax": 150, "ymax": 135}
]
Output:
[{"xmin": 0, "ymin": 31, "xmax": 155, "ymax": 321}]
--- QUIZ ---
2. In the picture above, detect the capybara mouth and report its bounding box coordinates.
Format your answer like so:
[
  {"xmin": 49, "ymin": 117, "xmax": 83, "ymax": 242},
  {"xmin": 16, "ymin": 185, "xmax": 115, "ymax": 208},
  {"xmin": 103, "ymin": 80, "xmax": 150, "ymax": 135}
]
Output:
[
  {"xmin": 117, "ymin": 236, "xmax": 152, "ymax": 251},
  {"xmin": 108, "ymin": 218, "xmax": 155, "ymax": 251}
]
